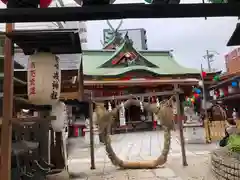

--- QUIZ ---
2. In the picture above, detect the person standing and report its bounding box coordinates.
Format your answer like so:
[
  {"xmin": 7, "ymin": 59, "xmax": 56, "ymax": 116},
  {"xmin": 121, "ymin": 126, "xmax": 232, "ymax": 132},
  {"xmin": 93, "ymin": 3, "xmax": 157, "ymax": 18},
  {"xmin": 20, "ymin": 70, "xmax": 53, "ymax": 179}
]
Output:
[{"xmin": 219, "ymin": 119, "xmax": 237, "ymax": 147}]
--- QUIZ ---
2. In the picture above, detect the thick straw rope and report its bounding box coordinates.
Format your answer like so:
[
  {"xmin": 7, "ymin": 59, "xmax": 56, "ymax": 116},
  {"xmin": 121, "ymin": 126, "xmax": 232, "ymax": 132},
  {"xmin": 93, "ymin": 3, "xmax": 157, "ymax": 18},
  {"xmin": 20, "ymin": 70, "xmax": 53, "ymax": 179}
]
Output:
[{"xmin": 94, "ymin": 97, "xmax": 174, "ymax": 169}]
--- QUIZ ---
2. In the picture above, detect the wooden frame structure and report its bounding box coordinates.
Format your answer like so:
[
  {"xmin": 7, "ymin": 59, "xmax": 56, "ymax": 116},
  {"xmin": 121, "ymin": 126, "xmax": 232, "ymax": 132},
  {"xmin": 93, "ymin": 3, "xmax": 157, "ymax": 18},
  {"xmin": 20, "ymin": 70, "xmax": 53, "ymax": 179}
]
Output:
[
  {"xmin": 86, "ymin": 86, "xmax": 188, "ymax": 168},
  {"xmin": 0, "ymin": 3, "xmax": 240, "ymax": 23},
  {"xmin": 0, "ymin": 23, "xmax": 14, "ymax": 180},
  {"xmin": 0, "ymin": 2, "xmax": 235, "ymax": 179},
  {"xmin": 0, "ymin": 25, "xmax": 82, "ymax": 180}
]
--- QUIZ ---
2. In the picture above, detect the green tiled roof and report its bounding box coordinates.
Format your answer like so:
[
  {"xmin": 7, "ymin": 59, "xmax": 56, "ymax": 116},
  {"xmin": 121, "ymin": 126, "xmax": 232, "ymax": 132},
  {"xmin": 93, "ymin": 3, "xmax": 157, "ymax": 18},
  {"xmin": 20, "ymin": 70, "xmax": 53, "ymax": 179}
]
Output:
[{"xmin": 82, "ymin": 50, "xmax": 199, "ymax": 76}]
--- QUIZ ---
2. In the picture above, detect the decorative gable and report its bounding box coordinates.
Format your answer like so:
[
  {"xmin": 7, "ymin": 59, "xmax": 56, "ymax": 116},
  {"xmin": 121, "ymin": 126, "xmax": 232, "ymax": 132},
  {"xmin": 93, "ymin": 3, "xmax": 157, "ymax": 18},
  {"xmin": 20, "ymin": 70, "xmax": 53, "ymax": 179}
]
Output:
[
  {"xmin": 103, "ymin": 20, "xmax": 124, "ymax": 50},
  {"xmin": 99, "ymin": 38, "xmax": 158, "ymax": 68}
]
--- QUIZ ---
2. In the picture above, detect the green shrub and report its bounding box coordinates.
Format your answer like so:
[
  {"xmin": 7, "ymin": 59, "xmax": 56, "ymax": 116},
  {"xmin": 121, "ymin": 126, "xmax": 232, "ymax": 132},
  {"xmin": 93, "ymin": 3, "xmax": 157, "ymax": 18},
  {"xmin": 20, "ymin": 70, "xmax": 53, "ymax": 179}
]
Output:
[{"xmin": 227, "ymin": 134, "xmax": 240, "ymax": 153}]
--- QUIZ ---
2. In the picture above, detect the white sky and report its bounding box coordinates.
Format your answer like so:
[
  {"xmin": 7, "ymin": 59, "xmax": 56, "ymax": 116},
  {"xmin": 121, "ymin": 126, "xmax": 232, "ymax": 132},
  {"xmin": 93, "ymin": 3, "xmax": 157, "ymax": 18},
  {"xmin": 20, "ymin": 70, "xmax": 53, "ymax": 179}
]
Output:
[{"xmin": 0, "ymin": 0, "xmax": 239, "ymax": 71}]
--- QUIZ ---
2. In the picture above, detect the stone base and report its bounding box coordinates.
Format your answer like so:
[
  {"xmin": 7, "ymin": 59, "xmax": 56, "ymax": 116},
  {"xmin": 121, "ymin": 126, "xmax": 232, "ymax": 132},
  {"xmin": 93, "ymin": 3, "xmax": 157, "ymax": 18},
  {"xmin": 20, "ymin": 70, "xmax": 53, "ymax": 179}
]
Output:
[
  {"xmin": 211, "ymin": 147, "xmax": 240, "ymax": 180},
  {"xmin": 83, "ymin": 128, "xmax": 100, "ymax": 146},
  {"xmin": 183, "ymin": 123, "xmax": 205, "ymax": 144}
]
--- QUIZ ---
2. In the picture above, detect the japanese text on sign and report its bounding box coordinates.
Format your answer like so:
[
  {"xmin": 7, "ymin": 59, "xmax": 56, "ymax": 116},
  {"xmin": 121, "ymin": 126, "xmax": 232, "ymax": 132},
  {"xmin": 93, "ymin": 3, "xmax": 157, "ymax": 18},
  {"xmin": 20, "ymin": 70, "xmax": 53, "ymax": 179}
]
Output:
[
  {"xmin": 50, "ymin": 57, "xmax": 59, "ymax": 100},
  {"xmin": 29, "ymin": 62, "xmax": 36, "ymax": 95}
]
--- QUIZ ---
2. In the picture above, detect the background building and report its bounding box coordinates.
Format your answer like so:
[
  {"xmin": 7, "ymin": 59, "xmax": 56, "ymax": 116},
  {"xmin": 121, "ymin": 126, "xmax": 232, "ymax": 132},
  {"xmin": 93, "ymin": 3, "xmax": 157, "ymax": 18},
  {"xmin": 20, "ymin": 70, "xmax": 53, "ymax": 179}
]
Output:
[
  {"xmin": 103, "ymin": 28, "xmax": 148, "ymax": 50},
  {"xmin": 64, "ymin": 2, "xmax": 88, "ymax": 50},
  {"xmin": 0, "ymin": 0, "xmax": 88, "ymax": 70},
  {"xmin": 65, "ymin": 21, "xmax": 88, "ymax": 50},
  {"xmin": 0, "ymin": 0, "xmax": 88, "ymax": 51},
  {"xmin": 225, "ymin": 48, "xmax": 240, "ymax": 73}
]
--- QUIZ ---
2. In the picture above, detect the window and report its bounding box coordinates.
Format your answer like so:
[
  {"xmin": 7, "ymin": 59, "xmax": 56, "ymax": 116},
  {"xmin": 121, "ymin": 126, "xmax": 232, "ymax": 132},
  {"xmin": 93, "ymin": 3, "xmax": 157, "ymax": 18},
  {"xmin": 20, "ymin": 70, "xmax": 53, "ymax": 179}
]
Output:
[{"xmin": 79, "ymin": 28, "xmax": 87, "ymax": 33}]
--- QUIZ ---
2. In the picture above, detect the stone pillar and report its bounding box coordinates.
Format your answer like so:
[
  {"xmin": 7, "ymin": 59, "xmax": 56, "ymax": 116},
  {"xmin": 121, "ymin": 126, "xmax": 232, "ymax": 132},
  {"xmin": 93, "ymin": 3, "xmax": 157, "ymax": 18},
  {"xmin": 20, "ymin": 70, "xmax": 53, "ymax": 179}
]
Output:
[
  {"xmin": 183, "ymin": 107, "xmax": 205, "ymax": 144},
  {"xmin": 84, "ymin": 114, "xmax": 100, "ymax": 145}
]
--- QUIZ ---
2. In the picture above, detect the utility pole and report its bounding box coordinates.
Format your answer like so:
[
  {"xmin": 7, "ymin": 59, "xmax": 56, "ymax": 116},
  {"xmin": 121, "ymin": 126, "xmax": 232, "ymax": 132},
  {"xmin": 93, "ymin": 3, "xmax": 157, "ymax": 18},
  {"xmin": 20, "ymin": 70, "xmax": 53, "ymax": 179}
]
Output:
[{"xmin": 203, "ymin": 50, "xmax": 219, "ymax": 72}]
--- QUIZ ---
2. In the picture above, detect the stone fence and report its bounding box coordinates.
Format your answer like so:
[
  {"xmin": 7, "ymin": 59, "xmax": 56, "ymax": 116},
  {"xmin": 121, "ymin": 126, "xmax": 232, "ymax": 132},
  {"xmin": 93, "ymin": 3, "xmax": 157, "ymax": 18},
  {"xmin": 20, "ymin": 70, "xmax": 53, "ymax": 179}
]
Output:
[{"xmin": 211, "ymin": 147, "xmax": 240, "ymax": 180}]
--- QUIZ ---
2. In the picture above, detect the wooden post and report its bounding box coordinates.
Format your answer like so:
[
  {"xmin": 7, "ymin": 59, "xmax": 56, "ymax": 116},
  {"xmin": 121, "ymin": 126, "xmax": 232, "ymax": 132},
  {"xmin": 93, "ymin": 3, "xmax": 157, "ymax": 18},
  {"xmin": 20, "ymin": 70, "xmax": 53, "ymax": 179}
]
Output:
[
  {"xmin": 38, "ymin": 111, "xmax": 50, "ymax": 162},
  {"xmin": 54, "ymin": 132, "xmax": 65, "ymax": 169},
  {"xmin": 200, "ymin": 64, "xmax": 211, "ymax": 143},
  {"xmin": 0, "ymin": 23, "xmax": 14, "ymax": 180},
  {"xmin": 174, "ymin": 84, "xmax": 188, "ymax": 166},
  {"xmin": 89, "ymin": 93, "xmax": 95, "ymax": 169},
  {"xmin": 78, "ymin": 56, "xmax": 84, "ymax": 101}
]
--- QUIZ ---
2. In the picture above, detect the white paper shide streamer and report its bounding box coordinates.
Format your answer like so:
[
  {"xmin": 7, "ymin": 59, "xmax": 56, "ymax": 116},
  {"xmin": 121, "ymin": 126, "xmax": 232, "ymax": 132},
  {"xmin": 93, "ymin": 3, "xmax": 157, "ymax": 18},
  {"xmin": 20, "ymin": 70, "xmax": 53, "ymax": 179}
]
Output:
[
  {"xmin": 51, "ymin": 102, "xmax": 67, "ymax": 132},
  {"xmin": 119, "ymin": 102, "xmax": 126, "ymax": 126},
  {"xmin": 228, "ymin": 86, "xmax": 234, "ymax": 94},
  {"xmin": 155, "ymin": 98, "xmax": 161, "ymax": 125},
  {"xmin": 27, "ymin": 52, "xmax": 61, "ymax": 105},
  {"xmin": 108, "ymin": 101, "xmax": 112, "ymax": 112}
]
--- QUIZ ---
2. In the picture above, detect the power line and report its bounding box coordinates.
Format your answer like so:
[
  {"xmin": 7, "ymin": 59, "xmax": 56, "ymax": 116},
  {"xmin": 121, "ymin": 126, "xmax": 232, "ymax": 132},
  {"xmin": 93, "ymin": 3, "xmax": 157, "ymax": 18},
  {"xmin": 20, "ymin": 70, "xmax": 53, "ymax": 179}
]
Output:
[{"xmin": 203, "ymin": 50, "xmax": 219, "ymax": 72}]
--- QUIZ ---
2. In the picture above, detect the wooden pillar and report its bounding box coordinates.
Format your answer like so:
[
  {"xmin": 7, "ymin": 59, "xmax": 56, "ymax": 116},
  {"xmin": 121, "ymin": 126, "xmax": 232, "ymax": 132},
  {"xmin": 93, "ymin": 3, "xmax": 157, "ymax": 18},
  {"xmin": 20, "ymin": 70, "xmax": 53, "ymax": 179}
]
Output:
[
  {"xmin": 174, "ymin": 84, "xmax": 188, "ymax": 166},
  {"xmin": 38, "ymin": 111, "xmax": 50, "ymax": 161},
  {"xmin": 0, "ymin": 23, "xmax": 14, "ymax": 180},
  {"xmin": 78, "ymin": 57, "xmax": 84, "ymax": 101},
  {"xmin": 88, "ymin": 95, "xmax": 95, "ymax": 169},
  {"xmin": 49, "ymin": 115, "xmax": 64, "ymax": 169},
  {"xmin": 200, "ymin": 64, "xmax": 211, "ymax": 143},
  {"xmin": 54, "ymin": 132, "xmax": 65, "ymax": 169},
  {"xmin": 111, "ymin": 99, "xmax": 117, "ymax": 135},
  {"xmin": 50, "ymin": 128, "xmax": 55, "ymax": 165}
]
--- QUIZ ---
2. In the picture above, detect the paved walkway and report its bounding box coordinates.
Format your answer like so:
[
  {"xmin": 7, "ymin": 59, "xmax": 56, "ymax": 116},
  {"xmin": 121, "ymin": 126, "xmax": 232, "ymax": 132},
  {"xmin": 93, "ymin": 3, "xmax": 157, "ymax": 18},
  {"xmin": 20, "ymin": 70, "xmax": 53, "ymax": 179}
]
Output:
[{"xmin": 67, "ymin": 131, "xmax": 216, "ymax": 180}]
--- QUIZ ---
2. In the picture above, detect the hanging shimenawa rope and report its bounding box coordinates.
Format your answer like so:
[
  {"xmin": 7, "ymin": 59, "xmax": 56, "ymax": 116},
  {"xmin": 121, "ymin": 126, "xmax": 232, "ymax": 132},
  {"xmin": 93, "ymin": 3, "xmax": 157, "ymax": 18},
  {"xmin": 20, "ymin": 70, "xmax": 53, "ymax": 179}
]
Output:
[
  {"xmin": 212, "ymin": 104, "xmax": 227, "ymax": 121},
  {"xmin": 94, "ymin": 97, "xmax": 174, "ymax": 169}
]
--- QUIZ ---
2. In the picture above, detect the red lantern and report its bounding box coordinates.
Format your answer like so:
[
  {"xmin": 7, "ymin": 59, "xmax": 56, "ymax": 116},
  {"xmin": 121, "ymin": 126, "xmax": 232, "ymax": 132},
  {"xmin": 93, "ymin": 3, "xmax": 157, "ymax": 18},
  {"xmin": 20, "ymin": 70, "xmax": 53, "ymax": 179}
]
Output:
[
  {"xmin": 0, "ymin": 0, "xmax": 7, "ymax": 4},
  {"xmin": 201, "ymin": 71, "xmax": 207, "ymax": 78},
  {"xmin": 40, "ymin": 0, "xmax": 52, "ymax": 8},
  {"xmin": 0, "ymin": 0, "xmax": 52, "ymax": 7}
]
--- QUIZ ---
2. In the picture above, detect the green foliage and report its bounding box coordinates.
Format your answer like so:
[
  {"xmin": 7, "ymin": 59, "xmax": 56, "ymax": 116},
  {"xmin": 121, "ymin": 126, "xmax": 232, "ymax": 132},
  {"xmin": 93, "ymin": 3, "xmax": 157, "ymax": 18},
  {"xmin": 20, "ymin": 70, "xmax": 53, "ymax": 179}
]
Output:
[
  {"xmin": 183, "ymin": 100, "xmax": 191, "ymax": 107},
  {"xmin": 227, "ymin": 134, "xmax": 240, "ymax": 153}
]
